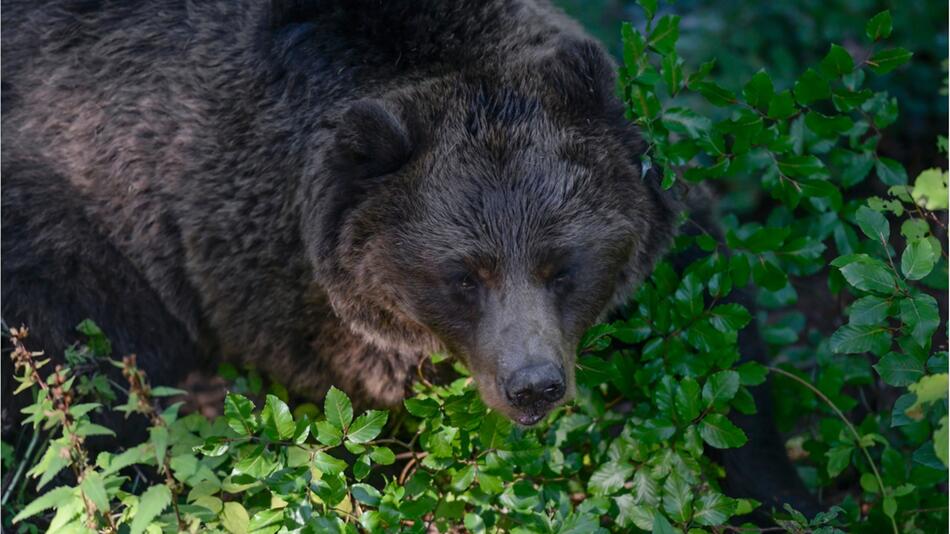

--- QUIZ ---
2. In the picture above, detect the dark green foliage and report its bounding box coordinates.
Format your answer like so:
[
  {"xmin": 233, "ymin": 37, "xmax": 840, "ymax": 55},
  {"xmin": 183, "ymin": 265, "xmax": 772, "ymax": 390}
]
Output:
[{"xmin": 3, "ymin": 3, "xmax": 947, "ymax": 533}]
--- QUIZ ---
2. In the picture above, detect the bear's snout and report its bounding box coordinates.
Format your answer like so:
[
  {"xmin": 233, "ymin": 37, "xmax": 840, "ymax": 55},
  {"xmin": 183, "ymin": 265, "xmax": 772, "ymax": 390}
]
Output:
[{"xmin": 502, "ymin": 361, "xmax": 566, "ymax": 425}]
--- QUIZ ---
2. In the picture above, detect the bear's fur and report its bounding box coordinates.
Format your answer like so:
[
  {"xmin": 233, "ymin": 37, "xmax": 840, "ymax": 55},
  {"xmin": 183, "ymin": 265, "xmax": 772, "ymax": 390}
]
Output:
[
  {"xmin": 3, "ymin": 0, "xmax": 675, "ymax": 416},
  {"xmin": 2, "ymin": 0, "xmax": 814, "ymax": 513}
]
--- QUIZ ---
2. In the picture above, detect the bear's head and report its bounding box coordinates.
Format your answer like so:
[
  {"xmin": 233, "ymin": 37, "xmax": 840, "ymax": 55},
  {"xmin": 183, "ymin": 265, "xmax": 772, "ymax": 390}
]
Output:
[{"xmin": 304, "ymin": 39, "xmax": 679, "ymax": 425}]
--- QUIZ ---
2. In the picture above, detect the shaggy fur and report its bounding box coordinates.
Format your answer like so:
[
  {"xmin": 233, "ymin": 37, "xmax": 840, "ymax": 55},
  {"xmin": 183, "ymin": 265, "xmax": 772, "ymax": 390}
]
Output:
[{"xmin": 2, "ymin": 0, "xmax": 675, "ymax": 418}]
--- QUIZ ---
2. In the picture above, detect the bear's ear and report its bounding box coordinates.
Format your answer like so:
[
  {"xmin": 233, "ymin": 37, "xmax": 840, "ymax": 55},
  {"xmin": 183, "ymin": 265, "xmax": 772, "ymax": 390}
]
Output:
[
  {"xmin": 539, "ymin": 39, "xmax": 618, "ymax": 114},
  {"xmin": 330, "ymin": 99, "xmax": 413, "ymax": 179}
]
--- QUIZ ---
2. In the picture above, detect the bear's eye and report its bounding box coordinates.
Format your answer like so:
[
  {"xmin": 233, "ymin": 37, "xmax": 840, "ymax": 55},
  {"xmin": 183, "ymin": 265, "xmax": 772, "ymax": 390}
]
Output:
[
  {"xmin": 549, "ymin": 268, "xmax": 573, "ymax": 290},
  {"xmin": 456, "ymin": 274, "xmax": 479, "ymax": 292}
]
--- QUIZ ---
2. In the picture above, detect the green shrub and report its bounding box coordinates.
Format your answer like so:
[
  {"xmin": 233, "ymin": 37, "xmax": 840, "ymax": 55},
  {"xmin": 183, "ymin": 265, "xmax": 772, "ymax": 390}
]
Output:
[{"xmin": 3, "ymin": 3, "xmax": 946, "ymax": 533}]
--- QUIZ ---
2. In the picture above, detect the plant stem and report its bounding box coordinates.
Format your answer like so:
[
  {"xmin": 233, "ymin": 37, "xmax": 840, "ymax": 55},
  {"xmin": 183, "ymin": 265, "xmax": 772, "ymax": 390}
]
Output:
[{"xmin": 767, "ymin": 366, "xmax": 898, "ymax": 534}]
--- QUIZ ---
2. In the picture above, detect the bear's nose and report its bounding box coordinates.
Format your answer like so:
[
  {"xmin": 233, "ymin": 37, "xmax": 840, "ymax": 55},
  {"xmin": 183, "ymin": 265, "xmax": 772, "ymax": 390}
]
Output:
[{"xmin": 504, "ymin": 362, "xmax": 565, "ymax": 408}]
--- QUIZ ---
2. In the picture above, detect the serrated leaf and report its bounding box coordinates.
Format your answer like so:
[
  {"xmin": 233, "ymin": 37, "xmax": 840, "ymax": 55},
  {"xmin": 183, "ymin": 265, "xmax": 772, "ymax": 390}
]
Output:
[
  {"xmin": 263, "ymin": 394, "xmax": 295, "ymax": 440},
  {"xmin": 767, "ymin": 90, "xmax": 796, "ymax": 120},
  {"xmin": 675, "ymin": 378, "xmax": 702, "ymax": 422},
  {"xmin": 820, "ymin": 44, "xmax": 854, "ymax": 77},
  {"xmin": 830, "ymin": 324, "xmax": 891, "ymax": 354},
  {"xmin": 648, "ymin": 15, "xmax": 679, "ymax": 54},
  {"xmin": 699, "ymin": 414, "xmax": 748, "ymax": 448},
  {"xmin": 874, "ymin": 352, "xmax": 925, "ymax": 386},
  {"xmin": 906, "ymin": 374, "xmax": 949, "ymax": 420},
  {"xmin": 631, "ymin": 469, "xmax": 659, "ymax": 506},
  {"xmin": 224, "ymin": 393, "xmax": 257, "ymax": 436},
  {"xmin": 693, "ymin": 492, "xmax": 737, "ymax": 526},
  {"xmin": 737, "ymin": 362, "xmax": 767, "ymax": 386},
  {"xmin": 314, "ymin": 420, "xmax": 343, "ymax": 446},
  {"xmin": 743, "ymin": 70, "xmax": 774, "ymax": 110},
  {"xmin": 589, "ymin": 461, "xmax": 634, "ymax": 496},
  {"xmin": 702, "ymin": 371, "xmax": 740, "ymax": 407},
  {"xmin": 839, "ymin": 260, "xmax": 897, "ymax": 294},
  {"xmin": 130, "ymin": 484, "xmax": 172, "ymax": 534},
  {"xmin": 347, "ymin": 410, "xmax": 388, "ymax": 443},
  {"xmin": 661, "ymin": 472, "xmax": 692, "ymax": 522},
  {"xmin": 314, "ymin": 451, "xmax": 348, "ymax": 476},
  {"xmin": 866, "ymin": 10, "xmax": 893, "ymax": 41},
  {"xmin": 868, "ymin": 48, "xmax": 913, "ymax": 74},
  {"xmin": 324, "ymin": 386, "xmax": 353, "ymax": 431},
  {"xmin": 11, "ymin": 486, "xmax": 74, "ymax": 523},
  {"xmin": 855, "ymin": 205, "xmax": 890, "ymax": 241},
  {"xmin": 826, "ymin": 445, "xmax": 854, "ymax": 477},
  {"xmin": 80, "ymin": 471, "xmax": 109, "ymax": 513},
  {"xmin": 876, "ymin": 157, "xmax": 908, "ymax": 186},
  {"xmin": 849, "ymin": 295, "xmax": 892, "ymax": 326},
  {"xmin": 794, "ymin": 68, "xmax": 831, "ymax": 105},
  {"xmin": 900, "ymin": 293, "xmax": 940, "ymax": 347},
  {"xmin": 901, "ymin": 239, "xmax": 936, "ymax": 280},
  {"xmin": 709, "ymin": 303, "xmax": 751, "ymax": 332}
]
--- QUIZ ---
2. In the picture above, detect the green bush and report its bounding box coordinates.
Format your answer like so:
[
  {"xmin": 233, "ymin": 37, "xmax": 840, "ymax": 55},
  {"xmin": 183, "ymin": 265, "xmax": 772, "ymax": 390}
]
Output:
[{"xmin": 3, "ymin": 3, "xmax": 947, "ymax": 533}]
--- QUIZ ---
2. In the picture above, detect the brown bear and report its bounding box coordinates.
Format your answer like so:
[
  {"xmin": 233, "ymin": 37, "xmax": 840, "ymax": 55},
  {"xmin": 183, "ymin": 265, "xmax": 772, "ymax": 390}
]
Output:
[
  {"xmin": 1, "ymin": 0, "xmax": 813, "ymax": 513},
  {"xmin": 2, "ymin": 0, "xmax": 677, "ymax": 424}
]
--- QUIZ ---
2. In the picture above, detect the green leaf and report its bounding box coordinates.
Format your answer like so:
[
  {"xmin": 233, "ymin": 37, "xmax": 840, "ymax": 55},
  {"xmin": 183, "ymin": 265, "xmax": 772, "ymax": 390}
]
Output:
[
  {"xmin": 709, "ymin": 303, "xmax": 751, "ymax": 332},
  {"xmin": 648, "ymin": 15, "xmax": 680, "ymax": 54},
  {"xmin": 777, "ymin": 155, "xmax": 825, "ymax": 178},
  {"xmin": 324, "ymin": 386, "xmax": 353, "ymax": 431},
  {"xmin": 589, "ymin": 461, "xmax": 634, "ymax": 496},
  {"xmin": 767, "ymin": 90, "xmax": 796, "ymax": 120},
  {"xmin": 80, "ymin": 471, "xmax": 109, "ymax": 514},
  {"xmin": 661, "ymin": 108, "xmax": 711, "ymax": 138},
  {"xmin": 451, "ymin": 464, "xmax": 476, "ymax": 492},
  {"xmin": 695, "ymin": 81, "xmax": 737, "ymax": 107},
  {"xmin": 737, "ymin": 362, "xmax": 767, "ymax": 386},
  {"xmin": 263, "ymin": 394, "xmax": 295, "ymax": 440},
  {"xmin": 661, "ymin": 472, "xmax": 693, "ymax": 523},
  {"xmin": 849, "ymin": 295, "xmax": 892, "ymax": 326},
  {"xmin": 876, "ymin": 157, "xmax": 908, "ymax": 186},
  {"xmin": 404, "ymin": 397, "xmax": 440, "ymax": 418},
  {"xmin": 911, "ymin": 168, "xmax": 949, "ymax": 210},
  {"xmin": 743, "ymin": 70, "xmax": 774, "ymax": 110},
  {"xmin": 866, "ymin": 11, "xmax": 893, "ymax": 41},
  {"xmin": 675, "ymin": 378, "xmax": 702, "ymax": 422},
  {"xmin": 703, "ymin": 370, "xmax": 740, "ymax": 407},
  {"xmin": 314, "ymin": 451, "xmax": 348, "ymax": 476},
  {"xmin": 692, "ymin": 492, "xmax": 737, "ymax": 526},
  {"xmin": 855, "ymin": 205, "xmax": 890, "ymax": 241},
  {"xmin": 130, "ymin": 484, "xmax": 172, "ymax": 534},
  {"xmin": 874, "ymin": 352, "xmax": 925, "ymax": 387},
  {"xmin": 314, "ymin": 420, "xmax": 343, "ymax": 446},
  {"xmin": 652, "ymin": 512, "xmax": 677, "ymax": 534},
  {"xmin": 149, "ymin": 386, "xmax": 187, "ymax": 397},
  {"xmin": 631, "ymin": 469, "xmax": 660, "ymax": 506},
  {"xmin": 901, "ymin": 239, "xmax": 937, "ymax": 280},
  {"xmin": 804, "ymin": 111, "xmax": 853, "ymax": 137},
  {"xmin": 661, "ymin": 52, "xmax": 682, "ymax": 94},
  {"xmin": 221, "ymin": 501, "xmax": 250, "ymax": 534},
  {"xmin": 839, "ymin": 259, "xmax": 897, "ymax": 294},
  {"xmin": 479, "ymin": 411, "xmax": 513, "ymax": 449},
  {"xmin": 224, "ymin": 393, "xmax": 257, "ymax": 436},
  {"xmin": 900, "ymin": 293, "xmax": 940, "ymax": 347},
  {"xmin": 935, "ymin": 416, "xmax": 949, "ymax": 468},
  {"xmin": 637, "ymin": 0, "xmax": 658, "ymax": 19},
  {"xmin": 906, "ymin": 373, "xmax": 949, "ymax": 420},
  {"xmin": 699, "ymin": 414, "xmax": 748, "ymax": 448},
  {"xmin": 347, "ymin": 410, "xmax": 388, "ymax": 443},
  {"xmin": 352, "ymin": 483, "xmax": 382, "ymax": 506},
  {"xmin": 826, "ymin": 445, "xmax": 854, "ymax": 477},
  {"xmin": 794, "ymin": 68, "xmax": 831, "ymax": 105},
  {"xmin": 12, "ymin": 486, "xmax": 73, "ymax": 523},
  {"xmin": 830, "ymin": 324, "xmax": 891, "ymax": 355},
  {"xmin": 820, "ymin": 44, "xmax": 854, "ymax": 78},
  {"xmin": 370, "ymin": 446, "xmax": 395, "ymax": 465},
  {"xmin": 868, "ymin": 48, "xmax": 913, "ymax": 74}
]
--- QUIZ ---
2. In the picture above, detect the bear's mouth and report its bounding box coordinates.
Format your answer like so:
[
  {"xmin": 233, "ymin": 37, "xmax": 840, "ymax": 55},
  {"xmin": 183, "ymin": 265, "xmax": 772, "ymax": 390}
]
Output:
[{"xmin": 513, "ymin": 408, "xmax": 549, "ymax": 426}]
